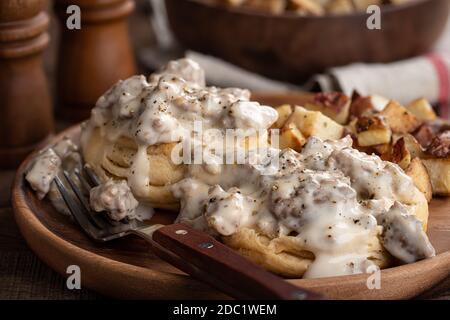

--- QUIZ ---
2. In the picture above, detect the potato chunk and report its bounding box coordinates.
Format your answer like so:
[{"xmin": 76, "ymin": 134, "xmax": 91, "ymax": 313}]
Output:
[
  {"xmin": 303, "ymin": 92, "xmax": 351, "ymax": 124},
  {"xmin": 278, "ymin": 122, "xmax": 306, "ymax": 151},
  {"xmin": 355, "ymin": 116, "xmax": 392, "ymax": 147},
  {"xmin": 422, "ymin": 157, "xmax": 450, "ymax": 196},
  {"xmin": 405, "ymin": 158, "xmax": 433, "ymax": 202},
  {"xmin": 406, "ymin": 98, "xmax": 437, "ymax": 121},
  {"xmin": 380, "ymin": 100, "xmax": 422, "ymax": 134},
  {"xmin": 400, "ymin": 134, "xmax": 426, "ymax": 159},
  {"xmin": 390, "ymin": 137, "xmax": 412, "ymax": 170},
  {"xmin": 271, "ymin": 104, "xmax": 293, "ymax": 129},
  {"xmin": 349, "ymin": 94, "xmax": 389, "ymax": 118},
  {"xmin": 285, "ymin": 106, "xmax": 344, "ymax": 140}
]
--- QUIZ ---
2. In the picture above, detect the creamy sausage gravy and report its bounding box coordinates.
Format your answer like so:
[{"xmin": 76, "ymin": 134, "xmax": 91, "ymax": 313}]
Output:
[
  {"xmin": 26, "ymin": 137, "xmax": 79, "ymax": 199},
  {"xmin": 90, "ymin": 180, "xmax": 139, "ymax": 221}
]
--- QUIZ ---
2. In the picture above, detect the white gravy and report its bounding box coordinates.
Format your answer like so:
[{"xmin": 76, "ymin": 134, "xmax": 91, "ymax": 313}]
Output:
[{"xmin": 90, "ymin": 179, "xmax": 139, "ymax": 221}]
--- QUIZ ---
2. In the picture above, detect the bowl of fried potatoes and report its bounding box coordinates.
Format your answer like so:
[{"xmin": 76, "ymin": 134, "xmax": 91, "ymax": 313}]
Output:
[{"xmin": 165, "ymin": 0, "xmax": 450, "ymax": 82}]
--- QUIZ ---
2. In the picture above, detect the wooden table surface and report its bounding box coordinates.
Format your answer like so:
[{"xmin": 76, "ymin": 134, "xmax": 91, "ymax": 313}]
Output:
[{"xmin": 0, "ymin": 171, "xmax": 101, "ymax": 299}]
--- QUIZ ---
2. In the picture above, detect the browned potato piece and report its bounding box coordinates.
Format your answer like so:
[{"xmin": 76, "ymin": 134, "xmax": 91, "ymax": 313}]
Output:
[
  {"xmin": 278, "ymin": 122, "xmax": 306, "ymax": 151},
  {"xmin": 406, "ymin": 98, "xmax": 437, "ymax": 121},
  {"xmin": 426, "ymin": 131, "xmax": 450, "ymax": 158},
  {"xmin": 422, "ymin": 157, "xmax": 450, "ymax": 196},
  {"xmin": 401, "ymin": 134, "xmax": 426, "ymax": 158},
  {"xmin": 380, "ymin": 100, "xmax": 422, "ymax": 134},
  {"xmin": 355, "ymin": 116, "xmax": 392, "ymax": 147},
  {"xmin": 373, "ymin": 143, "xmax": 391, "ymax": 160},
  {"xmin": 414, "ymin": 124, "xmax": 435, "ymax": 148},
  {"xmin": 303, "ymin": 92, "xmax": 351, "ymax": 124},
  {"xmin": 285, "ymin": 106, "xmax": 344, "ymax": 140},
  {"xmin": 405, "ymin": 158, "xmax": 433, "ymax": 203},
  {"xmin": 350, "ymin": 94, "xmax": 389, "ymax": 118},
  {"xmin": 390, "ymin": 137, "xmax": 411, "ymax": 170},
  {"xmin": 271, "ymin": 104, "xmax": 293, "ymax": 129}
]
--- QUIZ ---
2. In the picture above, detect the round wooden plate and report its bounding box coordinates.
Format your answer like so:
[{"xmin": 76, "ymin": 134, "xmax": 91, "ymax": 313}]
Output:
[{"xmin": 11, "ymin": 93, "xmax": 450, "ymax": 300}]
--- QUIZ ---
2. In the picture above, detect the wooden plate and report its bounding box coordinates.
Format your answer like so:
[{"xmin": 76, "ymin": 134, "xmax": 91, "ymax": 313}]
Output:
[{"xmin": 11, "ymin": 93, "xmax": 450, "ymax": 300}]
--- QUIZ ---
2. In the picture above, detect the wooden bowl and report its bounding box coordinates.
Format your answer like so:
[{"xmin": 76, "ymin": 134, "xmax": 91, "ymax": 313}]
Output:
[
  {"xmin": 165, "ymin": 0, "xmax": 450, "ymax": 82},
  {"xmin": 11, "ymin": 92, "xmax": 450, "ymax": 299}
]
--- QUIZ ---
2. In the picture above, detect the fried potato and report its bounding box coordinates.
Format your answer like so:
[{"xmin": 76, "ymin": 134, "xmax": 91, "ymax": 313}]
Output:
[
  {"xmin": 400, "ymin": 134, "xmax": 426, "ymax": 158},
  {"xmin": 271, "ymin": 104, "xmax": 293, "ymax": 129},
  {"xmin": 426, "ymin": 131, "xmax": 450, "ymax": 158},
  {"xmin": 414, "ymin": 124, "xmax": 435, "ymax": 148},
  {"xmin": 303, "ymin": 92, "xmax": 351, "ymax": 124},
  {"xmin": 373, "ymin": 143, "xmax": 392, "ymax": 160},
  {"xmin": 350, "ymin": 94, "xmax": 389, "ymax": 118},
  {"xmin": 286, "ymin": 106, "xmax": 344, "ymax": 140},
  {"xmin": 355, "ymin": 116, "xmax": 392, "ymax": 147},
  {"xmin": 405, "ymin": 158, "xmax": 433, "ymax": 202},
  {"xmin": 422, "ymin": 157, "xmax": 450, "ymax": 196},
  {"xmin": 278, "ymin": 122, "xmax": 306, "ymax": 151},
  {"xmin": 380, "ymin": 100, "xmax": 422, "ymax": 134},
  {"xmin": 406, "ymin": 98, "xmax": 437, "ymax": 121},
  {"xmin": 390, "ymin": 137, "xmax": 411, "ymax": 170}
]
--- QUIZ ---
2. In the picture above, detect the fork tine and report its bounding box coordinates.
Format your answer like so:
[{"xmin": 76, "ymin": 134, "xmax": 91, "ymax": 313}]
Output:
[
  {"xmin": 63, "ymin": 170, "xmax": 105, "ymax": 229},
  {"xmin": 54, "ymin": 174, "xmax": 99, "ymax": 237},
  {"xmin": 84, "ymin": 165, "xmax": 101, "ymax": 186},
  {"xmin": 74, "ymin": 168, "xmax": 92, "ymax": 192}
]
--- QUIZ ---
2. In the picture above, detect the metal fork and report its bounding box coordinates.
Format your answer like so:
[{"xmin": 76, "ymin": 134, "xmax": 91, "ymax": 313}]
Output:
[{"xmin": 54, "ymin": 164, "xmax": 321, "ymax": 300}]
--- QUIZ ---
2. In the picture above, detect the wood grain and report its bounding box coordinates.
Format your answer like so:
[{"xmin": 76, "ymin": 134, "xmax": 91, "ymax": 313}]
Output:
[
  {"xmin": 9, "ymin": 93, "xmax": 450, "ymax": 299},
  {"xmin": 0, "ymin": 251, "xmax": 100, "ymax": 300},
  {"xmin": 165, "ymin": 0, "xmax": 450, "ymax": 83}
]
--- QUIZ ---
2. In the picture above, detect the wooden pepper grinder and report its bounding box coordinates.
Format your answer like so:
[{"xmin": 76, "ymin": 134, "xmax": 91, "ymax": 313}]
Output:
[
  {"xmin": 0, "ymin": 0, "xmax": 54, "ymax": 169},
  {"xmin": 55, "ymin": 0, "xmax": 137, "ymax": 122}
]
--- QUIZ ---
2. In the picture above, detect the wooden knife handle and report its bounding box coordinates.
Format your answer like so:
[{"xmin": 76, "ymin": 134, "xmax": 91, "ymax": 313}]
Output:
[{"xmin": 152, "ymin": 223, "xmax": 322, "ymax": 300}]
